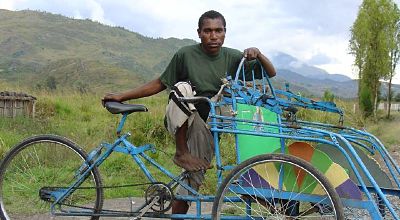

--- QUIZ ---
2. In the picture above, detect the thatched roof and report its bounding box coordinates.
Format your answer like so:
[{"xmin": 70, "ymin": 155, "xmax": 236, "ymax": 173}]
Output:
[{"xmin": 0, "ymin": 91, "xmax": 36, "ymax": 101}]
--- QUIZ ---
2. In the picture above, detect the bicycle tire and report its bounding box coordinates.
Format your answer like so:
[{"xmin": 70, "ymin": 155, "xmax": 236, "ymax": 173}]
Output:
[
  {"xmin": 212, "ymin": 153, "xmax": 344, "ymax": 219},
  {"xmin": 0, "ymin": 134, "xmax": 104, "ymax": 220}
]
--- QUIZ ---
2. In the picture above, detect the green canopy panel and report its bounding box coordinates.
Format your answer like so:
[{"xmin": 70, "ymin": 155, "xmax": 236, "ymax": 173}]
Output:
[{"xmin": 236, "ymin": 103, "xmax": 281, "ymax": 162}]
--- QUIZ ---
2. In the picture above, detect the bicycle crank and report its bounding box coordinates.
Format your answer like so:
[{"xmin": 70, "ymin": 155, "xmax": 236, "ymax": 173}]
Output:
[{"xmin": 144, "ymin": 182, "xmax": 174, "ymax": 213}]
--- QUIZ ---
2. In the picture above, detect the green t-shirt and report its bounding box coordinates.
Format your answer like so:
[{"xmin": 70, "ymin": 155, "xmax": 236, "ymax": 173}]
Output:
[{"xmin": 160, "ymin": 44, "xmax": 256, "ymax": 97}]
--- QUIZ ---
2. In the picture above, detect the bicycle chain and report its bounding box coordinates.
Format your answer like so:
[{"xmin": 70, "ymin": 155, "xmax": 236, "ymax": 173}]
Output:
[{"xmin": 43, "ymin": 182, "xmax": 162, "ymax": 214}]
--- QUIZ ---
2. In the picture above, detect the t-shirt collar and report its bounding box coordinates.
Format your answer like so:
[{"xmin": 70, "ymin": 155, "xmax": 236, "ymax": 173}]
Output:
[{"xmin": 198, "ymin": 43, "xmax": 221, "ymax": 60}]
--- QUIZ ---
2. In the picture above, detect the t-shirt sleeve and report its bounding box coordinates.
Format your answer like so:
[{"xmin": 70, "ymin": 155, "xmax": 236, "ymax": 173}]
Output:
[{"xmin": 159, "ymin": 53, "xmax": 184, "ymax": 89}]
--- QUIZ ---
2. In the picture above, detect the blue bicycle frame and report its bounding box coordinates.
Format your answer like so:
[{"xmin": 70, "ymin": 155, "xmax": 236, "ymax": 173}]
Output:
[{"xmin": 48, "ymin": 57, "xmax": 400, "ymax": 219}]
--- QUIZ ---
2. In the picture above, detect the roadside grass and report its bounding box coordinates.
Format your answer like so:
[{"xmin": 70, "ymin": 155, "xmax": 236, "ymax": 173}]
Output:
[
  {"xmin": 0, "ymin": 90, "xmax": 181, "ymax": 199},
  {"xmin": 365, "ymin": 111, "xmax": 400, "ymax": 148},
  {"xmin": 1, "ymin": 91, "xmax": 399, "ymax": 201}
]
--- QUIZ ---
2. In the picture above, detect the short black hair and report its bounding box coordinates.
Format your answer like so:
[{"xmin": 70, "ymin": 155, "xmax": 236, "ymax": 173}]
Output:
[{"xmin": 198, "ymin": 10, "xmax": 226, "ymax": 30}]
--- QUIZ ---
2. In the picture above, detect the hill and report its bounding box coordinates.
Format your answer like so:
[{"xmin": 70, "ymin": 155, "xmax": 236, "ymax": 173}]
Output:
[
  {"xmin": 1, "ymin": 9, "xmax": 399, "ymax": 98},
  {"xmin": 0, "ymin": 9, "xmax": 196, "ymax": 92},
  {"xmin": 270, "ymin": 52, "xmax": 400, "ymax": 98},
  {"xmin": 270, "ymin": 52, "xmax": 352, "ymax": 82}
]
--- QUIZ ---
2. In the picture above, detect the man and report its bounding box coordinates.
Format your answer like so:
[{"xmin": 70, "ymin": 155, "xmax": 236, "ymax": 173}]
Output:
[{"xmin": 103, "ymin": 10, "xmax": 276, "ymax": 216}]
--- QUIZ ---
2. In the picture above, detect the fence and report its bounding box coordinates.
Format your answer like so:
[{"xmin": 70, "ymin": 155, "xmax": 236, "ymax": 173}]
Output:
[
  {"xmin": 378, "ymin": 102, "xmax": 400, "ymax": 112},
  {"xmin": 0, "ymin": 91, "xmax": 36, "ymax": 118}
]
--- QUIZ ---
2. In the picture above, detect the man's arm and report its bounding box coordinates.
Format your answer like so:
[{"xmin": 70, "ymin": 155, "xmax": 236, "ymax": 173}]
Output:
[
  {"xmin": 243, "ymin": 47, "xmax": 276, "ymax": 78},
  {"xmin": 103, "ymin": 78, "xmax": 167, "ymax": 102}
]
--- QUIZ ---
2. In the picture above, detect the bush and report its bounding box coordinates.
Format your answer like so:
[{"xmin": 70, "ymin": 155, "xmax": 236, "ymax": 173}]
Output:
[{"xmin": 360, "ymin": 84, "xmax": 373, "ymax": 118}]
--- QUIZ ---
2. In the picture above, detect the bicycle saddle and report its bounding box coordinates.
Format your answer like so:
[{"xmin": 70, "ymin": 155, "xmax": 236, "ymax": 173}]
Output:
[{"xmin": 104, "ymin": 101, "xmax": 148, "ymax": 114}]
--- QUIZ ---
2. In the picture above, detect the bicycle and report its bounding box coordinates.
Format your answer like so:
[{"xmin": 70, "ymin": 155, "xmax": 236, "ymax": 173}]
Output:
[
  {"xmin": 5, "ymin": 58, "xmax": 384, "ymax": 219},
  {"xmin": 0, "ymin": 101, "xmax": 343, "ymax": 219}
]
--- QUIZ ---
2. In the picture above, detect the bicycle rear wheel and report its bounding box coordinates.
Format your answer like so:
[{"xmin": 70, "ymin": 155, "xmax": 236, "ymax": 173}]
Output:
[
  {"xmin": 212, "ymin": 153, "xmax": 344, "ymax": 219},
  {"xmin": 0, "ymin": 135, "xmax": 104, "ymax": 220}
]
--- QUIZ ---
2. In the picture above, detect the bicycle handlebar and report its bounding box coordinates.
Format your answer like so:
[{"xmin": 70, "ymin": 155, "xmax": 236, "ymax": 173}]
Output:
[{"xmin": 177, "ymin": 96, "xmax": 211, "ymax": 104}]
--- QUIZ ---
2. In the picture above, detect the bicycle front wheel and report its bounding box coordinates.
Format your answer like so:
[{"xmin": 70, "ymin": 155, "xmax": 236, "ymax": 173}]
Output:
[
  {"xmin": 212, "ymin": 153, "xmax": 344, "ymax": 219},
  {"xmin": 0, "ymin": 135, "xmax": 104, "ymax": 220}
]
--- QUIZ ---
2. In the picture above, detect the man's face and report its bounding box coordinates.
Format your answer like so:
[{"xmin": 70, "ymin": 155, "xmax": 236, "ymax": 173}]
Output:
[{"xmin": 197, "ymin": 18, "xmax": 226, "ymax": 55}]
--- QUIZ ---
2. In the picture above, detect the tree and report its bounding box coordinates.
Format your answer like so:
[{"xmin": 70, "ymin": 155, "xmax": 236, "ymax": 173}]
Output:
[
  {"xmin": 349, "ymin": 0, "xmax": 398, "ymax": 118},
  {"xmin": 349, "ymin": 8, "xmax": 368, "ymax": 98},
  {"xmin": 322, "ymin": 89, "xmax": 335, "ymax": 102},
  {"xmin": 360, "ymin": 82, "xmax": 374, "ymax": 117},
  {"xmin": 45, "ymin": 76, "xmax": 57, "ymax": 90},
  {"xmin": 386, "ymin": 4, "xmax": 400, "ymax": 118},
  {"xmin": 394, "ymin": 92, "xmax": 400, "ymax": 102}
]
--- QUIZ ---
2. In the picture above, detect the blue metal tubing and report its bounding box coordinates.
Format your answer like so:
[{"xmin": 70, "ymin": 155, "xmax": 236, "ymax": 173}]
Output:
[
  {"xmin": 52, "ymin": 134, "xmax": 128, "ymax": 207},
  {"xmin": 143, "ymin": 213, "xmax": 213, "ymax": 220},
  {"xmin": 208, "ymin": 100, "xmax": 225, "ymax": 186},
  {"xmin": 341, "ymin": 198, "xmax": 382, "ymax": 219},
  {"xmin": 289, "ymin": 119, "xmax": 400, "ymax": 188},
  {"xmin": 231, "ymin": 186, "xmax": 337, "ymax": 205},
  {"xmin": 210, "ymin": 114, "xmax": 336, "ymax": 140},
  {"xmin": 353, "ymin": 129, "xmax": 400, "ymax": 177},
  {"xmin": 117, "ymin": 137, "xmax": 201, "ymax": 196},
  {"xmin": 209, "ymin": 102, "xmax": 400, "ymax": 218},
  {"xmin": 114, "ymin": 112, "xmax": 206, "ymax": 196},
  {"xmin": 337, "ymin": 126, "xmax": 400, "ymax": 188},
  {"xmin": 51, "ymin": 135, "xmax": 205, "ymax": 216},
  {"xmin": 331, "ymin": 134, "xmax": 399, "ymax": 219},
  {"xmin": 293, "ymin": 121, "xmax": 378, "ymax": 154},
  {"xmin": 340, "ymin": 136, "xmax": 375, "ymax": 154},
  {"xmin": 230, "ymin": 63, "xmax": 344, "ymax": 116},
  {"xmin": 297, "ymin": 127, "xmax": 400, "ymax": 218},
  {"xmin": 341, "ymin": 134, "xmax": 400, "ymax": 188},
  {"xmin": 292, "ymin": 125, "xmax": 399, "ymax": 219},
  {"xmin": 209, "ymin": 125, "xmax": 391, "ymax": 217}
]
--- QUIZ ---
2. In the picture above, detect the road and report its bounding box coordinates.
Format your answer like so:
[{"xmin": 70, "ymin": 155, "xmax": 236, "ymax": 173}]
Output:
[{"xmin": 25, "ymin": 197, "xmax": 213, "ymax": 220}]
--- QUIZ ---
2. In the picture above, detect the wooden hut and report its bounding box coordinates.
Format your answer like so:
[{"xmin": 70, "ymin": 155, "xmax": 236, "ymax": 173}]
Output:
[{"xmin": 0, "ymin": 91, "xmax": 36, "ymax": 118}]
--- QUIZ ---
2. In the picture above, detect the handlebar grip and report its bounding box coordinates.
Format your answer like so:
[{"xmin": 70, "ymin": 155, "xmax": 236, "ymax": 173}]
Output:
[{"xmin": 177, "ymin": 96, "xmax": 211, "ymax": 104}]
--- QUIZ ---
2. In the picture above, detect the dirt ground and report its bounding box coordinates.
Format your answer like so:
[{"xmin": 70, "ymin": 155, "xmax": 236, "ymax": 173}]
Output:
[
  {"xmin": 23, "ymin": 197, "xmax": 213, "ymax": 220},
  {"xmin": 28, "ymin": 147, "xmax": 400, "ymax": 220}
]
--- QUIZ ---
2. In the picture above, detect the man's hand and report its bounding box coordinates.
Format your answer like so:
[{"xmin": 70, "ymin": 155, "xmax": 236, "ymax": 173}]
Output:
[
  {"xmin": 102, "ymin": 93, "xmax": 123, "ymax": 106},
  {"xmin": 243, "ymin": 47, "xmax": 277, "ymax": 77},
  {"xmin": 243, "ymin": 47, "xmax": 261, "ymax": 60}
]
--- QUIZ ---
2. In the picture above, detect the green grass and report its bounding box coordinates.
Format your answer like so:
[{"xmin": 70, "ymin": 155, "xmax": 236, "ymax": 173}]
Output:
[
  {"xmin": 364, "ymin": 111, "xmax": 400, "ymax": 148},
  {"xmin": 0, "ymin": 90, "xmax": 180, "ymax": 199},
  {"xmin": 1, "ymin": 89, "xmax": 400, "ymax": 203}
]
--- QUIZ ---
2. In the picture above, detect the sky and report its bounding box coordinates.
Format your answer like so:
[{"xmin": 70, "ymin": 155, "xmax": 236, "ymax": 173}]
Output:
[{"xmin": 1, "ymin": 0, "xmax": 400, "ymax": 84}]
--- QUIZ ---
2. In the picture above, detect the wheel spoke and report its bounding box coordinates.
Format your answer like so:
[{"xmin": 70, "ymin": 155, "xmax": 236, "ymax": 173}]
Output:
[
  {"xmin": 0, "ymin": 135, "xmax": 103, "ymax": 220},
  {"xmin": 212, "ymin": 154, "xmax": 343, "ymax": 219}
]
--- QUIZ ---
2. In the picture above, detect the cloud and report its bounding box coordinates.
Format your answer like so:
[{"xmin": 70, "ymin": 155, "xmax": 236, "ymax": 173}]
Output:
[
  {"xmin": 307, "ymin": 53, "xmax": 335, "ymax": 65},
  {"xmin": 2, "ymin": 0, "xmax": 400, "ymax": 83},
  {"xmin": 0, "ymin": 0, "xmax": 17, "ymax": 10},
  {"xmin": 273, "ymin": 0, "xmax": 361, "ymax": 35},
  {"xmin": 0, "ymin": 0, "xmax": 114, "ymax": 26},
  {"xmin": 289, "ymin": 61, "xmax": 304, "ymax": 69}
]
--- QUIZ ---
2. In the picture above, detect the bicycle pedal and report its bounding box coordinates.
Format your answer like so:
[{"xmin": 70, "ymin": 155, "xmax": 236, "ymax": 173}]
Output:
[
  {"xmin": 135, "ymin": 196, "xmax": 160, "ymax": 219},
  {"xmin": 39, "ymin": 187, "xmax": 66, "ymax": 202},
  {"xmin": 39, "ymin": 187, "xmax": 55, "ymax": 202}
]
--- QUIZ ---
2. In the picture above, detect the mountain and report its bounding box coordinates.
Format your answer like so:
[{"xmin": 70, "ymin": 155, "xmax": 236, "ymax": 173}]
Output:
[
  {"xmin": 272, "ymin": 69, "xmax": 357, "ymax": 98},
  {"xmin": 270, "ymin": 52, "xmax": 352, "ymax": 82},
  {"xmin": 0, "ymin": 9, "xmax": 196, "ymax": 92},
  {"xmin": 1, "ymin": 9, "xmax": 399, "ymax": 99},
  {"xmin": 269, "ymin": 51, "xmax": 400, "ymax": 98}
]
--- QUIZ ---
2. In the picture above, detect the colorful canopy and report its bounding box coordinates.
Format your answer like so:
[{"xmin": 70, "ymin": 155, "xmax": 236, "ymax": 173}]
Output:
[{"xmin": 241, "ymin": 142, "xmax": 362, "ymax": 200}]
